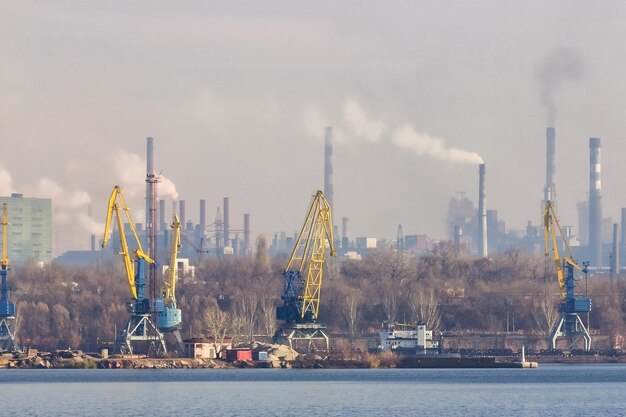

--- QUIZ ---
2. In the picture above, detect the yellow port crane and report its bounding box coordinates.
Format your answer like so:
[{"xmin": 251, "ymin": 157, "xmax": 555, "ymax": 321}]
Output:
[
  {"xmin": 102, "ymin": 185, "xmax": 166, "ymax": 355},
  {"xmin": 102, "ymin": 185, "xmax": 153, "ymax": 300},
  {"xmin": 0, "ymin": 203, "xmax": 19, "ymax": 351},
  {"xmin": 275, "ymin": 190, "xmax": 336, "ymax": 351},
  {"xmin": 543, "ymin": 201, "xmax": 592, "ymax": 351},
  {"xmin": 161, "ymin": 214, "xmax": 181, "ymax": 309}
]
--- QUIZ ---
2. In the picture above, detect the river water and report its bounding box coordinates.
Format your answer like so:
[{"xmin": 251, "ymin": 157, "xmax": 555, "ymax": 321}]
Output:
[{"xmin": 1, "ymin": 364, "xmax": 625, "ymax": 416}]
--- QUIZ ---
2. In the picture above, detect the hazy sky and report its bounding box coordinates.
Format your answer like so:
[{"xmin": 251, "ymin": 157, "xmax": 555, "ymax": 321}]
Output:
[{"xmin": 2, "ymin": 1, "xmax": 626, "ymax": 255}]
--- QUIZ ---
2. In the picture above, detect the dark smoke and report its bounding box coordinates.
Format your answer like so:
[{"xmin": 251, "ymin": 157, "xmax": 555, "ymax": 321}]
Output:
[{"xmin": 539, "ymin": 47, "xmax": 585, "ymax": 125}]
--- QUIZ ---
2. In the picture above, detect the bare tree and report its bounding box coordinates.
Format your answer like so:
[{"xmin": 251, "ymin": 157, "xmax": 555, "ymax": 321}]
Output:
[
  {"xmin": 408, "ymin": 286, "xmax": 441, "ymax": 331},
  {"xmin": 259, "ymin": 296, "xmax": 276, "ymax": 338},
  {"xmin": 381, "ymin": 280, "xmax": 399, "ymax": 324},
  {"xmin": 234, "ymin": 293, "xmax": 258, "ymax": 343},
  {"xmin": 532, "ymin": 292, "xmax": 559, "ymax": 337},
  {"xmin": 343, "ymin": 289, "xmax": 362, "ymax": 339},
  {"xmin": 204, "ymin": 306, "xmax": 231, "ymax": 355}
]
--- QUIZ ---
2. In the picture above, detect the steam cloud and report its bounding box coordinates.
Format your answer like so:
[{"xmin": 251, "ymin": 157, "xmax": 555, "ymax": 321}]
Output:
[
  {"xmin": 0, "ymin": 165, "xmax": 14, "ymax": 196},
  {"xmin": 303, "ymin": 99, "xmax": 482, "ymax": 164},
  {"xmin": 342, "ymin": 99, "xmax": 385, "ymax": 142},
  {"xmin": 112, "ymin": 150, "xmax": 180, "ymax": 200},
  {"xmin": 539, "ymin": 47, "xmax": 585, "ymax": 125},
  {"xmin": 393, "ymin": 125, "xmax": 484, "ymax": 164}
]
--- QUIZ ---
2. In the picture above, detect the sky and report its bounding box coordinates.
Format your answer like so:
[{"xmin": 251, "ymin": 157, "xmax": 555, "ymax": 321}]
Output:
[{"xmin": 2, "ymin": 1, "xmax": 626, "ymax": 255}]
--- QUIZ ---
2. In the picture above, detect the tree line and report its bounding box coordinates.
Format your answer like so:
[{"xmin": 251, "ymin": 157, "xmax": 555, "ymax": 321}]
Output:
[{"xmin": 9, "ymin": 237, "xmax": 626, "ymax": 351}]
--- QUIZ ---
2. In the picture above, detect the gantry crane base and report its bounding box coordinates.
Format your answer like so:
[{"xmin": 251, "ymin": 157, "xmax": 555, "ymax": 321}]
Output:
[
  {"xmin": 549, "ymin": 313, "xmax": 591, "ymax": 351},
  {"xmin": 277, "ymin": 323, "xmax": 330, "ymax": 352},
  {"xmin": 115, "ymin": 314, "xmax": 167, "ymax": 357},
  {"xmin": 0, "ymin": 317, "xmax": 19, "ymax": 352}
]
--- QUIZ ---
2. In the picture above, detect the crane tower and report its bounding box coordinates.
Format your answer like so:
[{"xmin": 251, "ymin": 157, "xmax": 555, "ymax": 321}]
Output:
[
  {"xmin": 544, "ymin": 201, "xmax": 592, "ymax": 351},
  {"xmin": 0, "ymin": 203, "xmax": 19, "ymax": 352},
  {"xmin": 102, "ymin": 186, "xmax": 167, "ymax": 356},
  {"xmin": 275, "ymin": 190, "xmax": 336, "ymax": 351}
]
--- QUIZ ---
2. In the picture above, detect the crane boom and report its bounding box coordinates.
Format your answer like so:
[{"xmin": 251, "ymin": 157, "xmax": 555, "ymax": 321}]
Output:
[
  {"xmin": 278, "ymin": 190, "xmax": 336, "ymax": 323},
  {"xmin": 543, "ymin": 201, "xmax": 581, "ymax": 299},
  {"xmin": 161, "ymin": 214, "xmax": 181, "ymax": 307},
  {"xmin": 102, "ymin": 186, "xmax": 154, "ymax": 300},
  {"xmin": 543, "ymin": 200, "xmax": 591, "ymax": 351}
]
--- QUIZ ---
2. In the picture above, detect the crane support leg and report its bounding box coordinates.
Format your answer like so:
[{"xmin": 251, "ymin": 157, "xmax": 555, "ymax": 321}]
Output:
[
  {"xmin": 0, "ymin": 317, "xmax": 19, "ymax": 352},
  {"xmin": 282, "ymin": 323, "xmax": 329, "ymax": 352},
  {"xmin": 549, "ymin": 313, "xmax": 591, "ymax": 351},
  {"xmin": 115, "ymin": 314, "xmax": 167, "ymax": 356}
]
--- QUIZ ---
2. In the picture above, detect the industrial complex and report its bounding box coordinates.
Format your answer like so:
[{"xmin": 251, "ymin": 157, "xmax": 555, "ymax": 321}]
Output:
[{"xmin": 1, "ymin": 122, "xmax": 625, "ymax": 366}]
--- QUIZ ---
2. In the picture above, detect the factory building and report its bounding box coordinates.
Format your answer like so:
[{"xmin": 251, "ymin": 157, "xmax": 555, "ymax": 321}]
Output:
[{"xmin": 0, "ymin": 193, "xmax": 52, "ymax": 265}]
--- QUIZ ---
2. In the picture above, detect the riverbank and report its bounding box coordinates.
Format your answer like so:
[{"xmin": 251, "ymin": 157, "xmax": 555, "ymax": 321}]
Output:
[{"xmin": 7, "ymin": 348, "xmax": 626, "ymax": 369}]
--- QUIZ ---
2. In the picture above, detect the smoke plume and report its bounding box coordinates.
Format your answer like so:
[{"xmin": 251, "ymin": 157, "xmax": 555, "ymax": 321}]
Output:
[
  {"xmin": 342, "ymin": 99, "xmax": 385, "ymax": 142},
  {"xmin": 538, "ymin": 47, "xmax": 585, "ymax": 125},
  {"xmin": 302, "ymin": 99, "xmax": 482, "ymax": 164},
  {"xmin": 0, "ymin": 165, "xmax": 14, "ymax": 195},
  {"xmin": 112, "ymin": 150, "xmax": 179, "ymax": 200},
  {"xmin": 393, "ymin": 125, "xmax": 483, "ymax": 164}
]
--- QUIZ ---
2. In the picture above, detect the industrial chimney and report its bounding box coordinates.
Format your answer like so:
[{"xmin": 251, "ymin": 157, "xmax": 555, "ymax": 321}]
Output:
[
  {"xmin": 145, "ymin": 137, "xmax": 158, "ymax": 299},
  {"xmin": 454, "ymin": 225, "xmax": 463, "ymax": 247},
  {"xmin": 545, "ymin": 127, "xmax": 556, "ymax": 204},
  {"xmin": 621, "ymin": 208, "xmax": 626, "ymax": 269},
  {"xmin": 341, "ymin": 216, "xmax": 349, "ymax": 251},
  {"xmin": 223, "ymin": 197, "xmax": 230, "ymax": 248},
  {"xmin": 179, "ymin": 200, "xmax": 186, "ymax": 227},
  {"xmin": 159, "ymin": 199, "xmax": 166, "ymax": 231},
  {"xmin": 243, "ymin": 213, "xmax": 250, "ymax": 255},
  {"xmin": 612, "ymin": 223, "xmax": 619, "ymax": 281},
  {"xmin": 200, "ymin": 199, "xmax": 206, "ymax": 235},
  {"xmin": 324, "ymin": 127, "xmax": 334, "ymax": 215},
  {"xmin": 588, "ymin": 138, "xmax": 602, "ymax": 267},
  {"xmin": 478, "ymin": 163, "xmax": 488, "ymax": 258}
]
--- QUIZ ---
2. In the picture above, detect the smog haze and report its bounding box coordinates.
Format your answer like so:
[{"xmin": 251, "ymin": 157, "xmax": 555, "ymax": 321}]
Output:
[{"xmin": 2, "ymin": 1, "xmax": 626, "ymax": 254}]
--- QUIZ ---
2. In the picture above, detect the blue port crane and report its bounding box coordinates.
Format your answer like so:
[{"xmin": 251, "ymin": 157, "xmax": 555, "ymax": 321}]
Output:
[
  {"xmin": 102, "ymin": 186, "xmax": 167, "ymax": 356},
  {"xmin": 543, "ymin": 201, "xmax": 592, "ymax": 351},
  {"xmin": 275, "ymin": 190, "xmax": 336, "ymax": 350},
  {"xmin": 0, "ymin": 203, "xmax": 19, "ymax": 352},
  {"xmin": 157, "ymin": 214, "xmax": 184, "ymax": 351}
]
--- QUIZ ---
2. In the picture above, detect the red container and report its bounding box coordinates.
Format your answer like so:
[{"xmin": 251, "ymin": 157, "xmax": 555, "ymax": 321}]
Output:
[{"xmin": 226, "ymin": 349, "xmax": 253, "ymax": 362}]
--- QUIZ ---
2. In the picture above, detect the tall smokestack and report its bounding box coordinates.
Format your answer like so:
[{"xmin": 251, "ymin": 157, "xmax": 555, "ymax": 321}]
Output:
[
  {"xmin": 612, "ymin": 223, "xmax": 619, "ymax": 281},
  {"xmin": 223, "ymin": 197, "xmax": 230, "ymax": 248},
  {"xmin": 621, "ymin": 208, "xmax": 626, "ymax": 269},
  {"xmin": 545, "ymin": 127, "xmax": 556, "ymax": 204},
  {"xmin": 454, "ymin": 226, "xmax": 463, "ymax": 247},
  {"xmin": 159, "ymin": 199, "xmax": 166, "ymax": 231},
  {"xmin": 478, "ymin": 163, "xmax": 488, "ymax": 258},
  {"xmin": 200, "ymin": 199, "xmax": 206, "ymax": 235},
  {"xmin": 145, "ymin": 137, "xmax": 158, "ymax": 302},
  {"xmin": 179, "ymin": 200, "xmax": 186, "ymax": 227},
  {"xmin": 243, "ymin": 213, "xmax": 250, "ymax": 255},
  {"xmin": 324, "ymin": 127, "xmax": 334, "ymax": 215},
  {"xmin": 341, "ymin": 217, "xmax": 349, "ymax": 251},
  {"xmin": 589, "ymin": 138, "xmax": 602, "ymax": 266}
]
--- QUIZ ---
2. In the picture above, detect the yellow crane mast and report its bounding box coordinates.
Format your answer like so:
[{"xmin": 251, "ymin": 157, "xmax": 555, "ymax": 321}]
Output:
[
  {"xmin": 543, "ymin": 200, "xmax": 592, "ymax": 351},
  {"xmin": 275, "ymin": 190, "xmax": 336, "ymax": 351}
]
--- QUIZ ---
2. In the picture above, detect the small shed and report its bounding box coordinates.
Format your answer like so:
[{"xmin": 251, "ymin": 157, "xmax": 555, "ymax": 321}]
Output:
[{"xmin": 184, "ymin": 338, "xmax": 233, "ymax": 359}]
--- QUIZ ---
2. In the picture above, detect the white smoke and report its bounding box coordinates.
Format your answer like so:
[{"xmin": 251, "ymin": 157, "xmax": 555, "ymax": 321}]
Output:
[
  {"xmin": 31, "ymin": 177, "xmax": 92, "ymax": 208},
  {"xmin": 302, "ymin": 99, "xmax": 482, "ymax": 164},
  {"xmin": 393, "ymin": 125, "xmax": 484, "ymax": 164},
  {"xmin": 77, "ymin": 213, "xmax": 104, "ymax": 235},
  {"xmin": 112, "ymin": 150, "xmax": 179, "ymax": 200},
  {"xmin": 0, "ymin": 165, "xmax": 14, "ymax": 195},
  {"xmin": 342, "ymin": 99, "xmax": 385, "ymax": 142}
]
